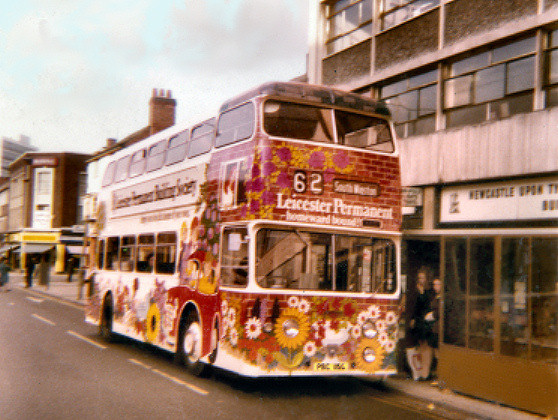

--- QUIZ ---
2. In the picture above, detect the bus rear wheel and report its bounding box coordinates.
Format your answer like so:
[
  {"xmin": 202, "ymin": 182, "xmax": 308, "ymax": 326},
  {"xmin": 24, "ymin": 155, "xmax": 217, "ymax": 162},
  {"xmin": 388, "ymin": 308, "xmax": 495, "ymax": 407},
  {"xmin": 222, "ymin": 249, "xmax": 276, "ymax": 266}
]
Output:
[
  {"xmin": 99, "ymin": 294, "xmax": 114, "ymax": 342},
  {"xmin": 177, "ymin": 311, "xmax": 208, "ymax": 376}
]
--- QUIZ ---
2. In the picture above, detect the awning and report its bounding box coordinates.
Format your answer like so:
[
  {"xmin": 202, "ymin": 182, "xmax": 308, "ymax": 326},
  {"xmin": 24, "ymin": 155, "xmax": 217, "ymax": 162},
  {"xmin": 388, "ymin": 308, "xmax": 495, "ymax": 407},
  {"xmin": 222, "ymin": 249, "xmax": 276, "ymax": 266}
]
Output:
[
  {"xmin": 66, "ymin": 245, "xmax": 84, "ymax": 255},
  {"xmin": 0, "ymin": 244, "xmax": 19, "ymax": 254},
  {"xmin": 18, "ymin": 244, "xmax": 55, "ymax": 254}
]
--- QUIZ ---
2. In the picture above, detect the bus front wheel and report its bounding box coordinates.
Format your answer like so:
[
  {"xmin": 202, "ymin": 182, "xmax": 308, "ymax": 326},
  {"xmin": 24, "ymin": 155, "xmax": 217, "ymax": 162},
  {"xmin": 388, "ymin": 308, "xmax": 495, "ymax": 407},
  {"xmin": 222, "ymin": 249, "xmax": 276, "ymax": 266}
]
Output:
[
  {"xmin": 177, "ymin": 311, "xmax": 208, "ymax": 376},
  {"xmin": 99, "ymin": 294, "xmax": 114, "ymax": 342}
]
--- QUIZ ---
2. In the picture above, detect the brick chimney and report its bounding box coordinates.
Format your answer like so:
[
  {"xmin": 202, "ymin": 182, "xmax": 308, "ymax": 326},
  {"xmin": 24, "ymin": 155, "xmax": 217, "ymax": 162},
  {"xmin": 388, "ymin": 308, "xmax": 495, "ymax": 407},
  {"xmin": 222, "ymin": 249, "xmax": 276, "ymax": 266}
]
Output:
[{"xmin": 149, "ymin": 89, "xmax": 176, "ymax": 135}]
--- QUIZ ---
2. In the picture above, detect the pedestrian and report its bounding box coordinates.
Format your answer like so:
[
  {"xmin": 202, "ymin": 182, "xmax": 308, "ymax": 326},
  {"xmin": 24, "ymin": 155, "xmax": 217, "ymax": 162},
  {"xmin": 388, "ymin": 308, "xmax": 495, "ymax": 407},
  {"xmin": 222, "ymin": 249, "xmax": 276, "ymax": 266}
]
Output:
[
  {"xmin": 425, "ymin": 277, "xmax": 442, "ymax": 378},
  {"xmin": 405, "ymin": 268, "xmax": 434, "ymax": 381},
  {"xmin": 67, "ymin": 256, "xmax": 76, "ymax": 282},
  {"xmin": 0, "ymin": 256, "xmax": 10, "ymax": 292},
  {"xmin": 38, "ymin": 253, "xmax": 51, "ymax": 289},
  {"xmin": 25, "ymin": 255, "xmax": 36, "ymax": 288}
]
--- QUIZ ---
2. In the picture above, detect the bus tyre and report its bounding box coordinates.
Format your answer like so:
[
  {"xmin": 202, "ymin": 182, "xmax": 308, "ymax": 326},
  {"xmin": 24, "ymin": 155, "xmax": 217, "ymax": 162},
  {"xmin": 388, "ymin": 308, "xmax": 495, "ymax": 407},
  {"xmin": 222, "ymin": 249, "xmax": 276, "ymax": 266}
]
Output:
[
  {"xmin": 177, "ymin": 311, "xmax": 208, "ymax": 376},
  {"xmin": 99, "ymin": 294, "xmax": 114, "ymax": 342}
]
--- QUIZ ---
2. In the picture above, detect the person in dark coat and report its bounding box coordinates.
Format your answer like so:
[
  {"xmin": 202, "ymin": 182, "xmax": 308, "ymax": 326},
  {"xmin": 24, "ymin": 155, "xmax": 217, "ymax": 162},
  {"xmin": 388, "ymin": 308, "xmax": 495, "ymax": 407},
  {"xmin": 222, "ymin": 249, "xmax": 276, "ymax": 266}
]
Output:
[
  {"xmin": 406, "ymin": 268, "xmax": 434, "ymax": 380},
  {"xmin": 25, "ymin": 255, "xmax": 36, "ymax": 288}
]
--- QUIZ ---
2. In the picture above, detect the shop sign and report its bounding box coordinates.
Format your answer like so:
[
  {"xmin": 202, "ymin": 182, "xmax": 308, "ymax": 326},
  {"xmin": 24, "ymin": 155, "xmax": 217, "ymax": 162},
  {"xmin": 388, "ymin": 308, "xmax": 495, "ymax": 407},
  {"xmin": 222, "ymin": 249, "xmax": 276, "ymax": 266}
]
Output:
[
  {"xmin": 440, "ymin": 177, "xmax": 558, "ymax": 223},
  {"xmin": 32, "ymin": 157, "xmax": 58, "ymax": 167}
]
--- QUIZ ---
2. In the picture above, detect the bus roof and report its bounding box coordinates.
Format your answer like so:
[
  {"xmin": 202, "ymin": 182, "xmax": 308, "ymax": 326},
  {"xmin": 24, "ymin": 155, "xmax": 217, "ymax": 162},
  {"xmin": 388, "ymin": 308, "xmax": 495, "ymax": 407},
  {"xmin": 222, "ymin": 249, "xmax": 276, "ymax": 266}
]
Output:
[{"xmin": 219, "ymin": 81, "xmax": 391, "ymax": 117}]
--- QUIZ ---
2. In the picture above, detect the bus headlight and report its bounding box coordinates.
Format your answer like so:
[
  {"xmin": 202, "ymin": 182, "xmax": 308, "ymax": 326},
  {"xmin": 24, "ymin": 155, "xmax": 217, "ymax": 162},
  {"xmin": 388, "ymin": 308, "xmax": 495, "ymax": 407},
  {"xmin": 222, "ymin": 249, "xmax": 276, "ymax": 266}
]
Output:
[
  {"xmin": 362, "ymin": 321, "xmax": 377, "ymax": 339},
  {"xmin": 282, "ymin": 319, "xmax": 300, "ymax": 338},
  {"xmin": 363, "ymin": 347, "xmax": 377, "ymax": 363}
]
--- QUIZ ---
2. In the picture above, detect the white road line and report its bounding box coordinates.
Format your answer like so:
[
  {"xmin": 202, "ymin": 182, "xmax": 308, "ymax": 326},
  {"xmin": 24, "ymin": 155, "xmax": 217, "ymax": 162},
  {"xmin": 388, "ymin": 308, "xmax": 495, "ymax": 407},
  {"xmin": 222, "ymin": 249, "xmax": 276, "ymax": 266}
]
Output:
[
  {"xmin": 32, "ymin": 313, "xmax": 56, "ymax": 326},
  {"xmin": 67, "ymin": 330, "xmax": 107, "ymax": 350},
  {"xmin": 128, "ymin": 358, "xmax": 152, "ymax": 369},
  {"xmin": 26, "ymin": 297, "xmax": 44, "ymax": 303},
  {"xmin": 128, "ymin": 358, "xmax": 208, "ymax": 395}
]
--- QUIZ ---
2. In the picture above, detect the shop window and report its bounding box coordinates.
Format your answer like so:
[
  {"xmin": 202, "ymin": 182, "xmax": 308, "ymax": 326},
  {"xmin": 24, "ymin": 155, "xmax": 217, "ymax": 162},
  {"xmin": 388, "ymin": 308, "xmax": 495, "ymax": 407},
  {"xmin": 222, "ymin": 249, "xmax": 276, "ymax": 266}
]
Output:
[
  {"xmin": 443, "ymin": 238, "xmax": 467, "ymax": 347},
  {"xmin": 531, "ymin": 238, "xmax": 557, "ymax": 363},
  {"xmin": 501, "ymin": 238, "xmax": 529, "ymax": 358},
  {"xmin": 468, "ymin": 238, "xmax": 495, "ymax": 352},
  {"xmin": 444, "ymin": 37, "xmax": 536, "ymax": 128},
  {"xmin": 326, "ymin": 0, "xmax": 373, "ymax": 56},
  {"xmin": 381, "ymin": 69, "xmax": 438, "ymax": 138}
]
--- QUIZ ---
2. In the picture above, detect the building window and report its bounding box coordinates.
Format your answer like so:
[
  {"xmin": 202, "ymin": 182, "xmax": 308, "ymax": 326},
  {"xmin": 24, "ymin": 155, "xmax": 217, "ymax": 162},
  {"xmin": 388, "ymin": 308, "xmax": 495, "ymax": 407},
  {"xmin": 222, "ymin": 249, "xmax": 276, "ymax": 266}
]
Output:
[
  {"xmin": 325, "ymin": 0, "xmax": 373, "ymax": 55},
  {"xmin": 545, "ymin": 28, "xmax": 558, "ymax": 107},
  {"xmin": 444, "ymin": 236, "xmax": 557, "ymax": 364},
  {"xmin": 444, "ymin": 37, "xmax": 536, "ymax": 128},
  {"xmin": 380, "ymin": 0, "xmax": 439, "ymax": 31},
  {"xmin": 381, "ymin": 69, "xmax": 437, "ymax": 138}
]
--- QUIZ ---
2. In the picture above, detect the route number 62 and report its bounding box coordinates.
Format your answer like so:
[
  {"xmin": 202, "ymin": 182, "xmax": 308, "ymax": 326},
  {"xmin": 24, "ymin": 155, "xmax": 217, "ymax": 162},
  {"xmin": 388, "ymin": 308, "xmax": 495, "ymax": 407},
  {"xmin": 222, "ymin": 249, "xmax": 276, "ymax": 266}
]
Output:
[{"xmin": 293, "ymin": 171, "xmax": 323, "ymax": 194}]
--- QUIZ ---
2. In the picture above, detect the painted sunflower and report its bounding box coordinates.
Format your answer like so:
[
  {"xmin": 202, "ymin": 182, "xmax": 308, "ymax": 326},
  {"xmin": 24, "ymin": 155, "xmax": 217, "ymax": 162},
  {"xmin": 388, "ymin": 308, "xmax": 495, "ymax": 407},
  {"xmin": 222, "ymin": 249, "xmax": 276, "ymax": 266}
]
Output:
[
  {"xmin": 355, "ymin": 338, "xmax": 385, "ymax": 373},
  {"xmin": 145, "ymin": 303, "xmax": 161, "ymax": 343},
  {"xmin": 274, "ymin": 307, "xmax": 310, "ymax": 350}
]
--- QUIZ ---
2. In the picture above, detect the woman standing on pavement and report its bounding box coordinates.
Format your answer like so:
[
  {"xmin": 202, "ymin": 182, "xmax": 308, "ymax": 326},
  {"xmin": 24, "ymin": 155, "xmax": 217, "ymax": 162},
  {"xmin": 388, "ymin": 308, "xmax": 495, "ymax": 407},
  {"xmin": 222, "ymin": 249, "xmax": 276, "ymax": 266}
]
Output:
[{"xmin": 406, "ymin": 268, "xmax": 434, "ymax": 380}]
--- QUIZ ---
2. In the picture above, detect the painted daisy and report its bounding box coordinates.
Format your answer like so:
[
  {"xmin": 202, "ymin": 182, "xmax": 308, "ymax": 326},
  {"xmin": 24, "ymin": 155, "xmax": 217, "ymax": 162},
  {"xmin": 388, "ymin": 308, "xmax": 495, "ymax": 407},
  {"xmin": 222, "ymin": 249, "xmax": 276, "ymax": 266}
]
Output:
[
  {"xmin": 287, "ymin": 296, "xmax": 300, "ymax": 308},
  {"xmin": 298, "ymin": 298, "xmax": 311, "ymax": 314},
  {"xmin": 303, "ymin": 341, "xmax": 317, "ymax": 357},
  {"xmin": 367, "ymin": 304, "xmax": 381, "ymax": 319},
  {"xmin": 385, "ymin": 311, "xmax": 398, "ymax": 325},
  {"xmin": 245, "ymin": 317, "xmax": 262, "ymax": 340}
]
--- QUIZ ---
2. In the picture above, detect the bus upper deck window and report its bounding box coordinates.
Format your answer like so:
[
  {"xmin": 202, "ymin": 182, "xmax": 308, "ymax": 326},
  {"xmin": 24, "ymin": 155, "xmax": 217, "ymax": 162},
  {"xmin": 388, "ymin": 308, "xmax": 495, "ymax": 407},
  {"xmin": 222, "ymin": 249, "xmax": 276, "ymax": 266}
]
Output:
[
  {"xmin": 146, "ymin": 140, "xmax": 167, "ymax": 172},
  {"xmin": 335, "ymin": 111, "xmax": 394, "ymax": 153},
  {"xmin": 114, "ymin": 155, "xmax": 131, "ymax": 183},
  {"xmin": 101, "ymin": 162, "xmax": 116, "ymax": 187},
  {"xmin": 215, "ymin": 103, "xmax": 255, "ymax": 147},
  {"xmin": 188, "ymin": 119, "xmax": 214, "ymax": 157},
  {"xmin": 263, "ymin": 101, "xmax": 334, "ymax": 144},
  {"xmin": 129, "ymin": 149, "xmax": 146, "ymax": 178},
  {"xmin": 166, "ymin": 131, "xmax": 188, "ymax": 166}
]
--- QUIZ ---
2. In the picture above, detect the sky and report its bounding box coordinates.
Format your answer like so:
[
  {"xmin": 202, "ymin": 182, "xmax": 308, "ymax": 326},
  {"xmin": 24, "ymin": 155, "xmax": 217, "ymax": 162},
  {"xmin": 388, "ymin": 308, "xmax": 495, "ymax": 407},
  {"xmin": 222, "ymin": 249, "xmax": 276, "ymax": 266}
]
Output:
[{"xmin": 0, "ymin": 0, "xmax": 309, "ymax": 154}]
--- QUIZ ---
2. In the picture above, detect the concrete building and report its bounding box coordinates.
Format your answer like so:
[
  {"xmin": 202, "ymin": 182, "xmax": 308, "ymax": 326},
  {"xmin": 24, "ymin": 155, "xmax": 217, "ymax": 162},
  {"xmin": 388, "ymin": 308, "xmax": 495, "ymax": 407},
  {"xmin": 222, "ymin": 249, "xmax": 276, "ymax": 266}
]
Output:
[
  {"xmin": 5, "ymin": 152, "xmax": 89, "ymax": 274},
  {"xmin": 0, "ymin": 135, "xmax": 37, "ymax": 178},
  {"xmin": 308, "ymin": 0, "xmax": 557, "ymax": 416}
]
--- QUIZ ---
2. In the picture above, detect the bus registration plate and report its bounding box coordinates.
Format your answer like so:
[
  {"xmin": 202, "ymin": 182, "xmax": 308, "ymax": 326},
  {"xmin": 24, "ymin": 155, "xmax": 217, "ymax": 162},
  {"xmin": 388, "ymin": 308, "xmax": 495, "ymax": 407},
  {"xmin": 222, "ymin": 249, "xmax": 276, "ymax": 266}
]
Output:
[{"xmin": 313, "ymin": 362, "xmax": 349, "ymax": 371}]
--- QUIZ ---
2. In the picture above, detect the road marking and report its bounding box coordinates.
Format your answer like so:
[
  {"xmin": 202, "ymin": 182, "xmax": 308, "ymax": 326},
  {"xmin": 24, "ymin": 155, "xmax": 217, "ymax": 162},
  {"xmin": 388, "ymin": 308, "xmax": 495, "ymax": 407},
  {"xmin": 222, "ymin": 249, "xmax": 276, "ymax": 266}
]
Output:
[
  {"xmin": 32, "ymin": 313, "xmax": 56, "ymax": 326},
  {"xmin": 26, "ymin": 297, "xmax": 44, "ymax": 303},
  {"xmin": 67, "ymin": 330, "xmax": 107, "ymax": 350},
  {"xmin": 128, "ymin": 358, "xmax": 208, "ymax": 395}
]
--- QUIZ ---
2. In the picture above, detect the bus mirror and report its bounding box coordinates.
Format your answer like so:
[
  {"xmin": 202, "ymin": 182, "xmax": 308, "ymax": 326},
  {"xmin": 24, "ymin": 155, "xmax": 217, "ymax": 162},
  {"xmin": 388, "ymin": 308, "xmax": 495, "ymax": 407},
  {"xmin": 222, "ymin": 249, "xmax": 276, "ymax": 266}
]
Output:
[{"xmin": 228, "ymin": 233, "xmax": 242, "ymax": 251}]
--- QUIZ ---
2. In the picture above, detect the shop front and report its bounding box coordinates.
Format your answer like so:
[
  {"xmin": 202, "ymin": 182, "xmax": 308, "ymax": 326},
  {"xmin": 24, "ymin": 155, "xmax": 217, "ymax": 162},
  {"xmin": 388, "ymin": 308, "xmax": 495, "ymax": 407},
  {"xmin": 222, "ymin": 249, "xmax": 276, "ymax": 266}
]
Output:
[{"xmin": 436, "ymin": 177, "xmax": 557, "ymax": 417}]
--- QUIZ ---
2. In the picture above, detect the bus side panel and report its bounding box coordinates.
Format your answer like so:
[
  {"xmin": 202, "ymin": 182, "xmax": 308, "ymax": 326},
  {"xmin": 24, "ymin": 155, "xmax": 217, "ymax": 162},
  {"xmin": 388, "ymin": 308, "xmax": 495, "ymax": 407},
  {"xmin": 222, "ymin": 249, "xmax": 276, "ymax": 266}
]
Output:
[{"xmin": 215, "ymin": 291, "xmax": 400, "ymax": 376}]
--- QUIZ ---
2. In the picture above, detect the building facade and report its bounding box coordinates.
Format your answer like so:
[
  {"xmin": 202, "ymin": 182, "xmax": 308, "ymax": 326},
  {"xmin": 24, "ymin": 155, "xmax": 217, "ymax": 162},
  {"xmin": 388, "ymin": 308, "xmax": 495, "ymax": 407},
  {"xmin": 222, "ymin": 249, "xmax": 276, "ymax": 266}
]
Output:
[
  {"xmin": 5, "ymin": 152, "xmax": 89, "ymax": 274},
  {"xmin": 309, "ymin": 0, "xmax": 557, "ymax": 416}
]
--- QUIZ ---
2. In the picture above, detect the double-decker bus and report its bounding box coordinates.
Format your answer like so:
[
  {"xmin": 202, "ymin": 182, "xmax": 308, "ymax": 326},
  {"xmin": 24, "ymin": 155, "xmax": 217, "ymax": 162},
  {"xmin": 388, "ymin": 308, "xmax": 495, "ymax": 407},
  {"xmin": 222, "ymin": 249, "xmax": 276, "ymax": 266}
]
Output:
[{"xmin": 86, "ymin": 81, "xmax": 402, "ymax": 377}]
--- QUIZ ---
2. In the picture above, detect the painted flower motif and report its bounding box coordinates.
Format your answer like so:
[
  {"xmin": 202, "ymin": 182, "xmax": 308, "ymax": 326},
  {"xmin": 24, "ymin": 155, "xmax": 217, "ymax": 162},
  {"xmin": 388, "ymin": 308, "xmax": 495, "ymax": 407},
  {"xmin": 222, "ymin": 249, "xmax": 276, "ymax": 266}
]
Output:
[
  {"xmin": 303, "ymin": 341, "xmax": 317, "ymax": 357},
  {"xmin": 262, "ymin": 161, "xmax": 277, "ymax": 176},
  {"xmin": 276, "ymin": 147, "xmax": 291, "ymax": 162},
  {"xmin": 333, "ymin": 151, "xmax": 350, "ymax": 169},
  {"xmin": 245, "ymin": 317, "xmax": 262, "ymax": 340},
  {"xmin": 375, "ymin": 320, "xmax": 387, "ymax": 332},
  {"xmin": 383, "ymin": 339, "xmax": 396, "ymax": 353},
  {"xmin": 385, "ymin": 311, "xmax": 398, "ymax": 325},
  {"xmin": 378, "ymin": 332, "xmax": 390, "ymax": 346},
  {"xmin": 274, "ymin": 307, "xmax": 310, "ymax": 350},
  {"xmin": 250, "ymin": 177, "xmax": 264, "ymax": 192},
  {"xmin": 276, "ymin": 172, "xmax": 290, "ymax": 189},
  {"xmin": 221, "ymin": 300, "xmax": 229, "ymax": 317},
  {"xmin": 287, "ymin": 296, "xmax": 300, "ymax": 308},
  {"xmin": 228, "ymin": 307, "xmax": 237, "ymax": 326},
  {"xmin": 357, "ymin": 311, "xmax": 369, "ymax": 325},
  {"xmin": 230, "ymin": 328, "xmax": 238, "ymax": 347},
  {"xmin": 251, "ymin": 164, "xmax": 261, "ymax": 178},
  {"xmin": 261, "ymin": 190, "xmax": 275, "ymax": 205},
  {"xmin": 250, "ymin": 199, "xmax": 261, "ymax": 214},
  {"xmin": 351, "ymin": 325, "xmax": 362, "ymax": 340},
  {"xmin": 308, "ymin": 151, "xmax": 325, "ymax": 169},
  {"xmin": 298, "ymin": 298, "xmax": 310, "ymax": 314},
  {"xmin": 355, "ymin": 338, "xmax": 385, "ymax": 373},
  {"xmin": 367, "ymin": 304, "xmax": 381, "ymax": 320}
]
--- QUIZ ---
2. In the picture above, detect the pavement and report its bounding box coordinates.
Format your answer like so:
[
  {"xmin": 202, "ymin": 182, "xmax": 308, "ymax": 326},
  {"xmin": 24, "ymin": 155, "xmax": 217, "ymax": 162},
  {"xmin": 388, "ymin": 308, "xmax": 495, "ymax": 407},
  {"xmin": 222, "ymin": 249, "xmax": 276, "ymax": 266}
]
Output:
[{"xmin": 7, "ymin": 271, "xmax": 545, "ymax": 420}]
